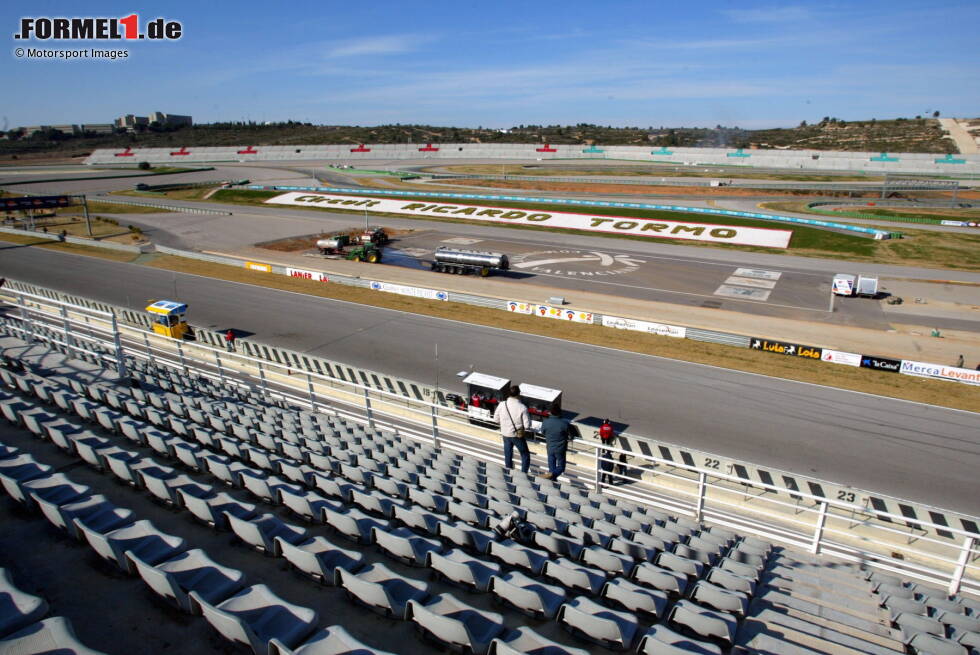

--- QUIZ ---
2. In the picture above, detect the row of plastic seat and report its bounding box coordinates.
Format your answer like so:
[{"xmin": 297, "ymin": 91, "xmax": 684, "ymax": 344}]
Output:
[
  {"xmin": 871, "ymin": 571, "xmax": 980, "ymax": 655},
  {"xmin": 1, "ymin": 358, "xmax": 756, "ymax": 655},
  {"xmin": 1, "ymin": 382, "xmax": 620, "ymax": 655},
  {"xmin": 0, "ymin": 566, "xmax": 106, "ymax": 655},
  {"xmin": 0, "ymin": 423, "xmax": 402, "ymax": 655}
]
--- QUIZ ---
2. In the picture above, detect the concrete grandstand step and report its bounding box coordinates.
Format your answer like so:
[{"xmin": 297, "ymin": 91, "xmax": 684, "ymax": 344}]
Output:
[
  {"xmin": 756, "ymin": 588, "xmax": 895, "ymax": 641},
  {"xmin": 766, "ymin": 559, "xmax": 874, "ymax": 596},
  {"xmin": 761, "ymin": 570, "xmax": 883, "ymax": 617},
  {"xmin": 739, "ymin": 605, "xmax": 904, "ymax": 655}
]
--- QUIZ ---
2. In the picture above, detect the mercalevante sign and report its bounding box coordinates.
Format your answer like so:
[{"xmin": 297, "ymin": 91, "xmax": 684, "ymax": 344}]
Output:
[{"xmin": 265, "ymin": 192, "xmax": 793, "ymax": 249}]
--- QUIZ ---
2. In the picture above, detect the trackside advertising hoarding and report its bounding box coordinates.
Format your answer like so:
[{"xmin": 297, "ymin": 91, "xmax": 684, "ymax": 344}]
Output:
[
  {"xmin": 900, "ymin": 360, "xmax": 980, "ymax": 385},
  {"xmin": 265, "ymin": 192, "xmax": 793, "ymax": 248},
  {"xmin": 602, "ymin": 315, "xmax": 686, "ymax": 338}
]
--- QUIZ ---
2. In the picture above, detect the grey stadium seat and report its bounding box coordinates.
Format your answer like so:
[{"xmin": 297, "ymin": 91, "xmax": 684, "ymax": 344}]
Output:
[
  {"xmin": 74, "ymin": 518, "xmax": 187, "ymax": 573},
  {"xmin": 335, "ymin": 563, "xmax": 428, "ymax": 619},
  {"xmin": 666, "ymin": 599, "xmax": 738, "ymax": 646},
  {"xmin": 0, "ymin": 616, "xmax": 108, "ymax": 655},
  {"xmin": 609, "ymin": 537, "xmax": 658, "ymax": 563},
  {"xmin": 269, "ymin": 624, "xmax": 397, "ymax": 655},
  {"xmin": 580, "ymin": 545, "xmax": 635, "ymax": 577},
  {"xmin": 632, "ymin": 562, "xmax": 688, "ymax": 596},
  {"xmin": 18, "ymin": 473, "xmax": 88, "ymax": 509},
  {"xmin": 276, "ymin": 535, "xmax": 364, "ymax": 584},
  {"xmin": 227, "ymin": 512, "xmax": 307, "ymax": 555},
  {"xmin": 36, "ymin": 495, "xmax": 132, "ymax": 541},
  {"xmin": 896, "ymin": 612, "xmax": 946, "ymax": 640},
  {"xmin": 904, "ymin": 632, "xmax": 968, "ymax": 655},
  {"xmin": 637, "ymin": 624, "xmax": 722, "ymax": 655},
  {"xmin": 437, "ymin": 521, "xmax": 495, "ymax": 554},
  {"xmin": 191, "ymin": 584, "xmax": 318, "ymax": 655},
  {"xmin": 322, "ymin": 506, "xmax": 390, "ymax": 545},
  {"xmin": 602, "ymin": 577, "xmax": 668, "ymax": 620},
  {"xmin": 705, "ymin": 566, "xmax": 757, "ymax": 597},
  {"xmin": 489, "ymin": 570, "xmax": 566, "ymax": 619},
  {"xmin": 556, "ymin": 595, "xmax": 640, "ymax": 651},
  {"xmin": 690, "ymin": 580, "xmax": 749, "ymax": 617},
  {"xmin": 393, "ymin": 505, "xmax": 443, "ymax": 537},
  {"xmin": 427, "ymin": 549, "xmax": 501, "ymax": 593},
  {"xmin": 179, "ymin": 489, "xmax": 256, "ymax": 529},
  {"xmin": 0, "ymin": 568, "xmax": 49, "ymax": 639},
  {"xmin": 373, "ymin": 526, "xmax": 442, "ymax": 567},
  {"xmin": 936, "ymin": 610, "xmax": 980, "ymax": 639},
  {"xmin": 488, "ymin": 540, "xmax": 550, "ymax": 576},
  {"xmin": 534, "ymin": 531, "xmax": 584, "ymax": 560},
  {"xmin": 129, "ymin": 548, "xmax": 246, "ymax": 614},
  {"xmin": 656, "ymin": 551, "xmax": 704, "ymax": 579},
  {"xmin": 488, "ymin": 626, "xmax": 589, "ymax": 655},
  {"xmin": 279, "ymin": 488, "xmax": 341, "ymax": 524},
  {"xmin": 0, "ymin": 454, "xmax": 53, "ymax": 500},
  {"xmin": 407, "ymin": 593, "xmax": 505, "ymax": 655},
  {"xmin": 543, "ymin": 558, "xmax": 607, "ymax": 596}
]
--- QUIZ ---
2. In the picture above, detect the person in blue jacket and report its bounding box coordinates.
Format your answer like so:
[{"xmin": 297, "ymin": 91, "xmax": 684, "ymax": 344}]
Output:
[{"xmin": 541, "ymin": 402, "xmax": 571, "ymax": 480}]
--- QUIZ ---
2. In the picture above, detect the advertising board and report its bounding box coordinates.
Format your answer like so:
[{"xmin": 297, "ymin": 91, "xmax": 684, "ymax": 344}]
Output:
[
  {"xmin": 750, "ymin": 338, "xmax": 822, "ymax": 359},
  {"xmin": 368, "ymin": 280, "xmax": 448, "ymax": 301},
  {"xmin": 820, "ymin": 349, "xmax": 862, "ymax": 367},
  {"xmin": 860, "ymin": 355, "xmax": 902, "ymax": 373},
  {"xmin": 900, "ymin": 360, "xmax": 980, "ymax": 385},
  {"xmin": 601, "ymin": 315, "xmax": 686, "ymax": 338},
  {"xmin": 286, "ymin": 267, "xmax": 328, "ymax": 282}
]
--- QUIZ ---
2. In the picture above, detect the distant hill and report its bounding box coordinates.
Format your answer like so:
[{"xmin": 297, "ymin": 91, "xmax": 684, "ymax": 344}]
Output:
[{"xmin": 0, "ymin": 117, "xmax": 957, "ymax": 160}]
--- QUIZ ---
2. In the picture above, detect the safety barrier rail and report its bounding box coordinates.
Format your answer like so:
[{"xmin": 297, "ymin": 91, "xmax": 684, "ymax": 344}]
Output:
[
  {"xmin": 1, "ymin": 283, "xmax": 978, "ymax": 596},
  {"xmin": 0, "ymin": 225, "xmax": 145, "ymax": 253},
  {"xmin": 90, "ymin": 196, "xmax": 232, "ymax": 215}
]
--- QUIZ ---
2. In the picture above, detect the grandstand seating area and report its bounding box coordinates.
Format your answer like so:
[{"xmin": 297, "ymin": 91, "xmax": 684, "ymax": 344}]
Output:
[{"xmin": 1, "ymin": 335, "xmax": 979, "ymax": 655}]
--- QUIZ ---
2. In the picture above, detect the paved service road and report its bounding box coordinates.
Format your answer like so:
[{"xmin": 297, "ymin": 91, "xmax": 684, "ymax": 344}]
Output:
[{"xmin": 1, "ymin": 243, "xmax": 978, "ymax": 514}]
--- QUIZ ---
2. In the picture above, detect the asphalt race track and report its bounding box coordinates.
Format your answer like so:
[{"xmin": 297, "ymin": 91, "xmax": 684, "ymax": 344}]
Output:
[{"xmin": 1, "ymin": 243, "xmax": 978, "ymax": 515}]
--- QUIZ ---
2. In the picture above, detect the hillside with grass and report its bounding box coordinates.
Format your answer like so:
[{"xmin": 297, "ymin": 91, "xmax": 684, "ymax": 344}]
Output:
[{"xmin": 0, "ymin": 117, "xmax": 958, "ymax": 160}]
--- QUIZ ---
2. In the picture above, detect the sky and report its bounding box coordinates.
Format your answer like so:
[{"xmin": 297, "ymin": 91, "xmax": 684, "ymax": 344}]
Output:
[{"xmin": 2, "ymin": 0, "xmax": 978, "ymax": 130}]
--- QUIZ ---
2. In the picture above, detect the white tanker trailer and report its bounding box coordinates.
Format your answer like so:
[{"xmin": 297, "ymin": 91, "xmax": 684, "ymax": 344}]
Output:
[{"xmin": 432, "ymin": 247, "xmax": 509, "ymax": 277}]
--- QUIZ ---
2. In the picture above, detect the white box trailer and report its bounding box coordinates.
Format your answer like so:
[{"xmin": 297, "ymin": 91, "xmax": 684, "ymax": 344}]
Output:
[
  {"xmin": 832, "ymin": 274, "xmax": 856, "ymax": 296},
  {"xmin": 461, "ymin": 372, "xmax": 509, "ymax": 424},
  {"xmin": 856, "ymin": 274, "xmax": 879, "ymax": 297},
  {"xmin": 519, "ymin": 383, "xmax": 562, "ymax": 432}
]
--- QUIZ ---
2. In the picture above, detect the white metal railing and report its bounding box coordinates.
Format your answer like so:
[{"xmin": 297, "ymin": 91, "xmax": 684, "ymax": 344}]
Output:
[
  {"xmin": 589, "ymin": 442, "xmax": 978, "ymax": 596},
  {"xmin": 1, "ymin": 289, "xmax": 978, "ymax": 596}
]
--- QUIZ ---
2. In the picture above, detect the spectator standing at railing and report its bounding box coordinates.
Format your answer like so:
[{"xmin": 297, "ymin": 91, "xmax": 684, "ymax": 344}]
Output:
[
  {"xmin": 541, "ymin": 402, "xmax": 571, "ymax": 480},
  {"xmin": 597, "ymin": 419, "xmax": 616, "ymax": 485},
  {"xmin": 493, "ymin": 385, "xmax": 531, "ymax": 473},
  {"xmin": 224, "ymin": 329, "xmax": 237, "ymax": 352}
]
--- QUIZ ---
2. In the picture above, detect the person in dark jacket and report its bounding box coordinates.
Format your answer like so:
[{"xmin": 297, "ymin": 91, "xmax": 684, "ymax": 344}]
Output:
[{"xmin": 541, "ymin": 402, "xmax": 571, "ymax": 480}]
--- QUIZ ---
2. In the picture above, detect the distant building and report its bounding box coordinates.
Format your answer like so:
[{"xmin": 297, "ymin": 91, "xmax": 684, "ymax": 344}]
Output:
[
  {"xmin": 115, "ymin": 114, "xmax": 149, "ymax": 131},
  {"xmin": 81, "ymin": 123, "xmax": 115, "ymax": 135},
  {"xmin": 18, "ymin": 125, "xmax": 79, "ymax": 136},
  {"xmin": 49, "ymin": 124, "xmax": 80, "ymax": 135},
  {"xmin": 149, "ymin": 111, "xmax": 193, "ymax": 127}
]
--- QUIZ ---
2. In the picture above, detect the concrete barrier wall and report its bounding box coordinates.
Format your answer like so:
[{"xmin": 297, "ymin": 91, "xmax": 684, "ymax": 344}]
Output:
[{"xmin": 84, "ymin": 143, "xmax": 980, "ymax": 175}]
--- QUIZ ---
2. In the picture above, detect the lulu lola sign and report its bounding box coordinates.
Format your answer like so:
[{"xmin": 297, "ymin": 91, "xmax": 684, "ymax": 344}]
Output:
[
  {"xmin": 265, "ymin": 192, "xmax": 793, "ymax": 248},
  {"xmin": 750, "ymin": 338, "xmax": 822, "ymax": 359}
]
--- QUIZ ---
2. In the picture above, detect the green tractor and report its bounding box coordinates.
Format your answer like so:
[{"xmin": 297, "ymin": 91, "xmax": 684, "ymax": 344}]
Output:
[{"xmin": 315, "ymin": 234, "xmax": 382, "ymax": 263}]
